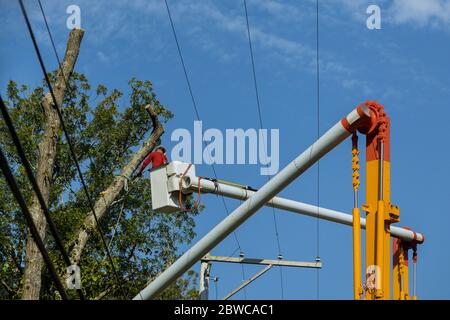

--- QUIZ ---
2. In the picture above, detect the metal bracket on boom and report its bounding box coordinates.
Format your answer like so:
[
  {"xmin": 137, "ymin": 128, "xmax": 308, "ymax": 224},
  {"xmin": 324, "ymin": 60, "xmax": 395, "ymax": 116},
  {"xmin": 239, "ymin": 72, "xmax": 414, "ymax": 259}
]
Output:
[
  {"xmin": 388, "ymin": 204, "xmax": 400, "ymax": 223},
  {"xmin": 362, "ymin": 203, "xmax": 400, "ymax": 223}
]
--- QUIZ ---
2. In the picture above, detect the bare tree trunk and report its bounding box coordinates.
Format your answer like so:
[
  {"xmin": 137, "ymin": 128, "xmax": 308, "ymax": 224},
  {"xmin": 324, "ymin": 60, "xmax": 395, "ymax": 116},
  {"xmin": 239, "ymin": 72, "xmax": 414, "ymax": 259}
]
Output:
[
  {"xmin": 22, "ymin": 29, "xmax": 84, "ymax": 300},
  {"xmin": 69, "ymin": 104, "xmax": 164, "ymax": 265}
]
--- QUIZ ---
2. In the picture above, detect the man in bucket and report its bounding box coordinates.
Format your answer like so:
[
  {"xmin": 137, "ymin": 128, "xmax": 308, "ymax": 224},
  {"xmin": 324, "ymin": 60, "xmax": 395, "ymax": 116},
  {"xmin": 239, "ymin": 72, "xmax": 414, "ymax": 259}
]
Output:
[{"xmin": 135, "ymin": 145, "xmax": 168, "ymax": 178}]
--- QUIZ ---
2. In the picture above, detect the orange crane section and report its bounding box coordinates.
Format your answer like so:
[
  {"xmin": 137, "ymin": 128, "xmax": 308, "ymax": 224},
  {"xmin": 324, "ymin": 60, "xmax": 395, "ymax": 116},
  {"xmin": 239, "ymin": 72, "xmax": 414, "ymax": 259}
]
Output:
[{"xmin": 348, "ymin": 101, "xmax": 422, "ymax": 300}]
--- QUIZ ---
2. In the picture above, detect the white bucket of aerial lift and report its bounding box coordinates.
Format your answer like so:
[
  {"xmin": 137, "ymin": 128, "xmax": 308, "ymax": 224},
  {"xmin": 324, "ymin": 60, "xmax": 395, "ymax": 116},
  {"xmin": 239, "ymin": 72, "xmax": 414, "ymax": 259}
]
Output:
[
  {"xmin": 166, "ymin": 161, "xmax": 196, "ymax": 193},
  {"xmin": 150, "ymin": 161, "xmax": 196, "ymax": 213}
]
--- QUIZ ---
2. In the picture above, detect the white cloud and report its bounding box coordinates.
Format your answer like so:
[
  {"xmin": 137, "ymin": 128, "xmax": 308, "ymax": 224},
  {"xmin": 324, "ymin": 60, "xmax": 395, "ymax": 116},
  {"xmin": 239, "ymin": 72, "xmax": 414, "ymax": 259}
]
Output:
[
  {"xmin": 161, "ymin": 1, "xmax": 376, "ymax": 94},
  {"xmin": 169, "ymin": 1, "xmax": 318, "ymax": 71},
  {"xmin": 96, "ymin": 51, "xmax": 110, "ymax": 63},
  {"xmin": 389, "ymin": 0, "xmax": 450, "ymax": 27},
  {"xmin": 341, "ymin": 78, "xmax": 373, "ymax": 96},
  {"xmin": 9, "ymin": 0, "xmax": 380, "ymax": 94},
  {"xmin": 330, "ymin": 0, "xmax": 373, "ymax": 21},
  {"xmin": 334, "ymin": 0, "xmax": 450, "ymax": 29},
  {"xmin": 248, "ymin": 0, "xmax": 307, "ymax": 23}
]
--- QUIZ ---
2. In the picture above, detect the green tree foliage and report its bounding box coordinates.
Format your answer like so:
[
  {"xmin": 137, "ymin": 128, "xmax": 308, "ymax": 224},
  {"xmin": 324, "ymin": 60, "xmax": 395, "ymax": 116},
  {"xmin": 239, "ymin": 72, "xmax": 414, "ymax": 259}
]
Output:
[{"xmin": 0, "ymin": 74, "xmax": 199, "ymax": 299}]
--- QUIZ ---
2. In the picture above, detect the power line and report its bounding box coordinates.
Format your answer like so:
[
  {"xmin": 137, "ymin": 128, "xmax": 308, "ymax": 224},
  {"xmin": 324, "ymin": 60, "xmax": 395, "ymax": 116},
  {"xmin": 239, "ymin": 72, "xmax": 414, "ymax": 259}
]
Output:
[
  {"xmin": 18, "ymin": 0, "xmax": 126, "ymax": 298},
  {"xmin": 163, "ymin": 0, "xmax": 200, "ymax": 121},
  {"xmin": 164, "ymin": 0, "xmax": 243, "ymax": 253},
  {"xmin": 0, "ymin": 144, "xmax": 68, "ymax": 300},
  {"xmin": 315, "ymin": 0, "xmax": 321, "ymax": 300},
  {"xmin": 243, "ymin": 0, "xmax": 264, "ymax": 130},
  {"xmin": 0, "ymin": 95, "xmax": 84, "ymax": 300},
  {"xmin": 240, "ymin": 264, "xmax": 247, "ymax": 299},
  {"xmin": 37, "ymin": 0, "xmax": 62, "ymax": 71},
  {"xmin": 243, "ymin": 0, "xmax": 282, "ymax": 255},
  {"xmin": 279, "ymin": 264, "xmax": 284, "ymax": 299},
  {"xmin": 243, "ymin": 0, "xmax": 284, "ymax": 299},
  {"xmin": 237, "ymin": 199, "xmax": 247, "ymax": 299}
]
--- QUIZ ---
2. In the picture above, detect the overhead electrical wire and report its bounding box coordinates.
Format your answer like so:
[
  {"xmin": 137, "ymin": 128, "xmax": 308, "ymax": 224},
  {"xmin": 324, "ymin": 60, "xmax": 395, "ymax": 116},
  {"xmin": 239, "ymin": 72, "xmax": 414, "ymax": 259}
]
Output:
[
  {"xmin": 315, "ymin": 0, "xmax": 321, "ymax": 300},
  {"xmin": 0, "ymin": 96, "xmax": 84, "ymax": 300},
  {"xmin": 37, "ymin": 0, "xmax": 63, "ymax": 73},
  {"xmin": 164, "ymin": 0, "xmax": 252, "ymax": 299},
  {"xmin": 238, "ymin": 199, "xmax": 247, "ymax": 299},
  {"xmin": 0, "ymin": 144, "xmax": 68, "ymax": 300},
  {"xmin": 163, "ymin": 0, "xmax": 244, "ymax": 254},
  {"xmin": 18, "ymin": 0, "xmax": 126, "ymax": 298},
  {"xmin": 243, "ymin": 0, "xmax": 284, "ymax": 299}
]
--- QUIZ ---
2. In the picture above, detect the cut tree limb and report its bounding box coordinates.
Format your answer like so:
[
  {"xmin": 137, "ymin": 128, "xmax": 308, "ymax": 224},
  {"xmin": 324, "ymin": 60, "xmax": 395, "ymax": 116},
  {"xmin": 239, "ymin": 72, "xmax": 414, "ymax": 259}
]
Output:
[
  {"xmin": 69, "ymin": 103, "xmax": 164, "ymax": 265},
  {"xmin": 22, "ymin": 28, "xmax": 84, "ymax": 300}
]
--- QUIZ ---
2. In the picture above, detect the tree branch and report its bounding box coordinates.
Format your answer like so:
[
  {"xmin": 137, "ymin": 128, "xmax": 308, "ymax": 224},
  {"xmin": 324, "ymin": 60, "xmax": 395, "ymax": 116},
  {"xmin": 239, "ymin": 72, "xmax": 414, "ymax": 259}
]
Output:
[{"xmin": 69, "ymin": 103, "xmax": 164, "ymax": 265}]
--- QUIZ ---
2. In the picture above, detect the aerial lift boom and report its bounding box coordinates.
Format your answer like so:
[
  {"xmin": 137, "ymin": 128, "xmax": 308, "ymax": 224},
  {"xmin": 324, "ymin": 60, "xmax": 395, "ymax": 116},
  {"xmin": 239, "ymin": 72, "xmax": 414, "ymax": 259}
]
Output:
[{"xmin": 179, "ymin": 175, "xmax": 423, "ymax": 243}]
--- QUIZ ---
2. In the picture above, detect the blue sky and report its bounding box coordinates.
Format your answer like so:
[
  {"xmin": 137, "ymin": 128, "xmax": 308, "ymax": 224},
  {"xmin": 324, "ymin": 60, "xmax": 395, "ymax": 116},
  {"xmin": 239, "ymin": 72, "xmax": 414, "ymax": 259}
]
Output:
[{"xmin": 1, "ymin": 0, "xmax": 450, "ymax": 299}]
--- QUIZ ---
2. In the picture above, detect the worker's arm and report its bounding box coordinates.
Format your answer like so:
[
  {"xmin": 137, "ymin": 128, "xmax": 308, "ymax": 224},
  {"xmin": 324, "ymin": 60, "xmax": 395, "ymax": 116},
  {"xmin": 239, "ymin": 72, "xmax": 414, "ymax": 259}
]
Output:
[{"xmin": 137, "ymin": 153, "xmax": 154, "ymax": 175}]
